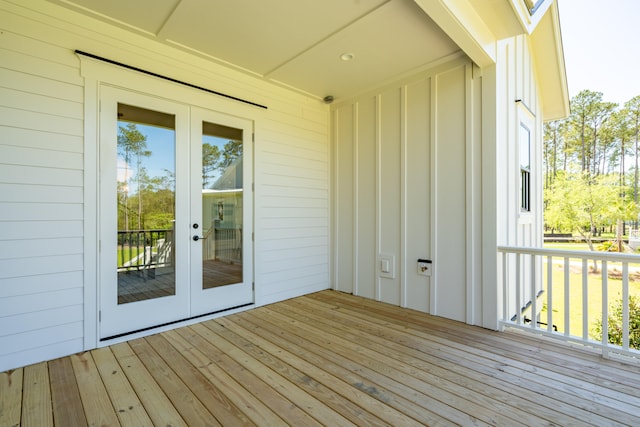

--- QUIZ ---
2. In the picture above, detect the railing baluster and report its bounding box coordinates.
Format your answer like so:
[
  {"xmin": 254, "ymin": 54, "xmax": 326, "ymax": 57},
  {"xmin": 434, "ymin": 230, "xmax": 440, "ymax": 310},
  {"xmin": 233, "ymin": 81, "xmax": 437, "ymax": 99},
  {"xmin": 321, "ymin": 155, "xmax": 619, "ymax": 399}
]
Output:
[
  {"xmin": 547, "ymin": 255, "xmax": 553, "ymax": 332},
  {"xmin": 137, "ymin": 231, "xmax": 142, "ymax": 268},
  {"xmin": 623, "ymin": 262, "xmax": 630, "ymax": 352},
  {"xmin": 582, "ymin": 258, "xmax": 589, "ymax": 341},
  {"xmin": 564, "ymin": 257, "xmax": 570, "ymax": 336},
  {"xmin": 119, "ymin": 239, "xmax": 124, "ymax": 268},
  {"xmin": 117, "ymin": 228, "xmax": 172, "ymax": 272},
  {"xmin": 516, "ymin": 253, "xmax": 521, "ymax": 325},
  {"xmin": 530, "ymin": 253, "xmax": 536, "ymax": 329},
  {"xmin": 602, "ymin": 260, "xmax": 609, "ymax": 359},
  {"xmin": 497, "ymin": 246, "xmax": 640, "ymax": 360},
  {"xmin": 502, "ymin": 251, "xmax": 508, "ymax": 326}
]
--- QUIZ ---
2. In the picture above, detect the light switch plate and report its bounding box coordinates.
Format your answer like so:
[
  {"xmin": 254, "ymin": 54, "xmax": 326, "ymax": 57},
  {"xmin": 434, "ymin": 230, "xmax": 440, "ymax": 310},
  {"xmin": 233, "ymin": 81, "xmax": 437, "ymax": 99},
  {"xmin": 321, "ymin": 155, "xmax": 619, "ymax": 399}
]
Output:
[{"xmin": 379, "ymin": 253, "xmax": 395, "ymax": 279}]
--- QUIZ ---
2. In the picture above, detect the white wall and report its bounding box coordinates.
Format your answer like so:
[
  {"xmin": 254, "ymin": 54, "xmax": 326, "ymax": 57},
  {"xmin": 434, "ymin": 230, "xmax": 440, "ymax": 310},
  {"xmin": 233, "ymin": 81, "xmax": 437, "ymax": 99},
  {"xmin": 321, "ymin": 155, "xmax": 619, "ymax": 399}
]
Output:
[
  {"xmin": 0, "ymin": 8, "xmax": 86, "ymax": 370},
  {"xmin": 495, "ymin": 34, "xmax": 545, "ymax": 320},
  {"xmin": 333, "ymin": 57, "xmax": 486, "ymax": 323},
  {"xmin": 0, "ymin": 0, "xmax": 330, "ymax": 371},
  {"xmin": 496, "ymin": 35, "xmax": 543, "ymax": 247}
]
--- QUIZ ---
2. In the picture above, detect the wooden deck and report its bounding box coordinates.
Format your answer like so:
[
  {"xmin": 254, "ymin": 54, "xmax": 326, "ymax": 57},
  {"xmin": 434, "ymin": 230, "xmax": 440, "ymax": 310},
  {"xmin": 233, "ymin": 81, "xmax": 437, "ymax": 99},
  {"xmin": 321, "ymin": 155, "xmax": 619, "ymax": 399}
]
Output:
[{"xmin": 2, "ymin": 290, "xmax": 640, "ymax": 426}]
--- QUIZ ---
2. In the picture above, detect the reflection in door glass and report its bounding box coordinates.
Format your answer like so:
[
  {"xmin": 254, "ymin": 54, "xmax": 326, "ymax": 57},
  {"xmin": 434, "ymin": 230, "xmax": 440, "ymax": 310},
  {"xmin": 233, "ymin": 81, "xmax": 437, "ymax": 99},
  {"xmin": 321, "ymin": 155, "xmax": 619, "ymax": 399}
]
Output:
[
  {"xmin": 116, "ymin": 104, "xmax": 176, "ymax": 304},
  {"xmin": 201, "ymin": 122, "xmax": 243, "ymax": 289}
]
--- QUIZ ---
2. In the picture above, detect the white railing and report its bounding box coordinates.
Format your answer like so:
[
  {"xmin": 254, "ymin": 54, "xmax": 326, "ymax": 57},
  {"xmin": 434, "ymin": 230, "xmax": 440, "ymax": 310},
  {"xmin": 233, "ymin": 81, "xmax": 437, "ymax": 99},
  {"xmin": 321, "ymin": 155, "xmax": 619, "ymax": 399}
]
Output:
[{"xmin": 498, "ymin": 246, "xmax": 640, "ymax": 361}]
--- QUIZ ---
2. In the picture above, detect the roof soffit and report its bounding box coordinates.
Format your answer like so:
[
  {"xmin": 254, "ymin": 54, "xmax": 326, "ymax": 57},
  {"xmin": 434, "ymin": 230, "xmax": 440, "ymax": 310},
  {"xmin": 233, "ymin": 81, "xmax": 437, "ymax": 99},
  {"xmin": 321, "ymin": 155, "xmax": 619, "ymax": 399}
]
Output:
[
  {"xmin": 530, "ymin": 1, "xmax": 570, "ymax": 120},
  {"xmin": 45, "ymin": 0, "xmax": 461, "ymax": 101}
]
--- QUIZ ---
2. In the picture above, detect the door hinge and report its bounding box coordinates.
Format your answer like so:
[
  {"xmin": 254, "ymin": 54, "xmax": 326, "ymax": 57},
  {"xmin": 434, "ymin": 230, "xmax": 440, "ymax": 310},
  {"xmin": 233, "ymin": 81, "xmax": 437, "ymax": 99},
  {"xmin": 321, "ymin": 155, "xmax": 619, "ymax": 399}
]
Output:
[
  {"xmin": 252, "ymin": 133, "xmax": 255, "ymax": 143},
  {"xmin": 252, "ymin": 232, "xmax": 254, "ymax": 241},
  {"xmin": 99, "ymin": 310, "xmax": 101, "ymax": 322},
  {"xmin": 252, "ymin": 183, "xmax": 255, "ymax": 192},
  {"xmin": 252, "ymin": 281, "xmax": 255, "ymax": 291}
]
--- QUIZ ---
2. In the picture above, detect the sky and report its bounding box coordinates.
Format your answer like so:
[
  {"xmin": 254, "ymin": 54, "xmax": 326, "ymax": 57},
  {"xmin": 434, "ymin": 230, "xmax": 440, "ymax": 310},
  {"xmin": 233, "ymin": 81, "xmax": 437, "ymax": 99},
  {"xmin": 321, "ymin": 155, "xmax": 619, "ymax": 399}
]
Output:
[
  {"xmin": 558, "ymin": 0, "xmax": 640, "ymax": 107},
  {"xmin": 117, "ymin": 123, "xmax": 231, "ymax": 187}
]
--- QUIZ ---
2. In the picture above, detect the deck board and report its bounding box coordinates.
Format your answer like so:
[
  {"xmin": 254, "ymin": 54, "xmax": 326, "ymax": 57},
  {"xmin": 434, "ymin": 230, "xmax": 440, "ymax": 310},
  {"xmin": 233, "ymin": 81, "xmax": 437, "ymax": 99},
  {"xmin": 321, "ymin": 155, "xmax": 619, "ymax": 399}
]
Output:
[
  {"xmin": 48, "ymin": 357, "xmax": 86, "ymax": 426},
  {"xmin": 3, "ymin": 290, "xmax": 640, "ymax": 426},
  {"xmin": 110, "ymin": 342, "xmax": 187, "ymax": 427},
  {"xmin": 70, "ymin": 351, "xmax": 120, "ymax": 426},
  {"xmin": 0, "ymin": 368, "xmax": 23, "ymax": 427},
  {"xmin": 21, "ymin": 362, "xmax": 53, "ymax": 427},
  {"xmin": 310, "ymin": 290, "xmax": 640, "ymax": 425},
  {"xmin": 128, "ymin": 337, "xmax": 220, "ymax": 426},
  {"xmin": 92, "ymin": 347, "xmax": 153, "ymax": 426}
]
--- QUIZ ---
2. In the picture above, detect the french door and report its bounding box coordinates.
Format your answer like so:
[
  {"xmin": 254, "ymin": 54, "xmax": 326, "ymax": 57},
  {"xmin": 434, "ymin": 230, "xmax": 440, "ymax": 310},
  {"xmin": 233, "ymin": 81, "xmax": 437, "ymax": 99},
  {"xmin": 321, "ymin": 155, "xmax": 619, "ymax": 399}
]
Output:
[{"xmin": 99, "ymin": 86, "xmax": 253, "ymax": 339}]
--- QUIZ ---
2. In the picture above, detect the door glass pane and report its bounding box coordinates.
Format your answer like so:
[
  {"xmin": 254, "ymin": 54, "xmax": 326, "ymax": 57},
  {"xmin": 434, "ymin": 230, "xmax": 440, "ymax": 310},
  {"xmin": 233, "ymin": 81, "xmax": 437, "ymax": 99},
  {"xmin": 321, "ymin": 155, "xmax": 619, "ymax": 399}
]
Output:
[
  {"xmin": 117, "ymin": 104, "xmax": 176, "ymax": 304},
  {"xmin": 201, "ymin": 122, "xmax": 243, "ymax": 289}
]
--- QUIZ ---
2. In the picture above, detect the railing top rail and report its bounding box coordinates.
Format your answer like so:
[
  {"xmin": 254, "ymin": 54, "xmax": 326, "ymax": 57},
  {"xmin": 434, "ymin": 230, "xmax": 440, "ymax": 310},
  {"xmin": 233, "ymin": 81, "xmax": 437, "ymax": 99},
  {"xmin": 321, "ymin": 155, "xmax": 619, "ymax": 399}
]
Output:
[{"xmin": 497, "ymin": 245, "xmax": 640, "ymax": 263}]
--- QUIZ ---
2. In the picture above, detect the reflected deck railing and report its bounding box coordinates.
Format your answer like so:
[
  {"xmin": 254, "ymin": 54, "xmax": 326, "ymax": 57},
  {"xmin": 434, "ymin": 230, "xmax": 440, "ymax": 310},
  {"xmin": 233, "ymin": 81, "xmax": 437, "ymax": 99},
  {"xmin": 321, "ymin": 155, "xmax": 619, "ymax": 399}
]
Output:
[
  {"xmin": 117, "ymin": 229, "xmax": 174, "ymax": 272},
  {"xmin": 498, "ymin": 246, "xmax": 640, "ymax": 360}
]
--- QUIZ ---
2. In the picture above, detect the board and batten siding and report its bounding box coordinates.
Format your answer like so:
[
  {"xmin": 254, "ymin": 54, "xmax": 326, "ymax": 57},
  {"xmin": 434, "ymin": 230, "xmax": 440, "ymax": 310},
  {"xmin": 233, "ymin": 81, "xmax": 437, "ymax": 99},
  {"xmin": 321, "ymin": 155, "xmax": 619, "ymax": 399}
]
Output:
[
  {"xmin": 496, "ymin": 34, "xmax": 545, "ymax": 320},
  {"xmin": 497, "ymin": 34, "xmax": 543, "ymax": 247},
  {"xmin": 0, "ymin": 0, "xmax": 330, "ymax": 371},
  {"xmin": 333, "ymin": 57, "xmax": 485, "ymax": 324}
]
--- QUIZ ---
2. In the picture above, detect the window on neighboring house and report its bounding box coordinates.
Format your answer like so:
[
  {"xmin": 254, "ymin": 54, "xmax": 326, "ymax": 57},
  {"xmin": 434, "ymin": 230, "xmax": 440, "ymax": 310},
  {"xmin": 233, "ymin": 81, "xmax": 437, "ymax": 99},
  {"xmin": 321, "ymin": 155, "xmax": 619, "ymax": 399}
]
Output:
[{"xmin": 520, "ymin": 122, "xmax": 531, "ymax": 212}]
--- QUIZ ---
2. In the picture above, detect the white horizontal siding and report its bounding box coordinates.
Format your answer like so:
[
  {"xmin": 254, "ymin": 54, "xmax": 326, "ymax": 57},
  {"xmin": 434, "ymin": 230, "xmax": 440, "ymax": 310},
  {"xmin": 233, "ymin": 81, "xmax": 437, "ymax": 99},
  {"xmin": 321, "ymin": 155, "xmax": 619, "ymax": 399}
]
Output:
[
  {"xmin": 0, "ymin": 202, "xmax": 83, "ymax": 221},
  {"xmin": 0, "ymin": 254, "xmax": 83, "ymax": 280},
  {"xmin": 0, "ymin": 271, "xmax": 83, "ymax": 298},
  {"xmin": 0, "ymin": 47, "xmax": 81, "ymax": 86},
  {"xmin": 0, "ymin": 288, "xmax": 83, "ymax": 318},
  {"xmin": 225, "ymin": 101, "xmax": 326, "ymax": 304},
  {"xmin": 0, "ymin": 9, "xmax": 85, "ymax": 370},
  {"xmin": 260, "ymin": 217, "xmax": 328, "ymax": 229},
  {"xmin": 1, "ymin": 0, "xmax": 331, "ymax": 371},
  {"xmin": 260, "ymin": 226, "xmax": 328, "ymax": 241},
  {"xmin": 259, "ymin": 251, "xmax": 329, "ymax": 270},
  {"xmin": 256, "ymin": 115, "xmax": 329, "ymax": 302},
  {"xmin": 0, "ymin": 86, "xmax": 83, "ymax": 118},
  {"xmin": 0, "ymin": 67, "xmax": 83, "ymax": 102},
  {"xmin": 256, "ymin": 115, "xmax": 330, "ymax": 301},
  {"xmin": 1, "ymin": 305, "xmax": 83, "ymax": 336},
  {"xmin": 0, "ymin": 237, "xmax": 83, "ymax": 259},
  {"xmin": 0, "ymin": 144, "xmax": 83, "ymax": 168},
  {"xmin": 260, "ymin": 161, "xmax": 328, "ymax": 182},
  {"xmin": 0, "ymin": 323, "xmax": 84, "ymax": 360},
  {"xmin": 0, "ymin": 164, "xmax": 83, "ymax": 186},
  {"xmin": 0, "ymin": 126, "xmax": 83, "ymax": 153},
  {"xmin": 0, "ymin": 338, "xmax": 85, "ymax": 374},
  {"xmin": 0, "ymin": 105, "xmax": 83, "ymax": 135},
  {"xmin": 0, "ymin": 183, "xmax": 83, "ymax": 203},
  {"xmin": 0, "ymin": 221, "xmax": 82, "ymax": 240}
]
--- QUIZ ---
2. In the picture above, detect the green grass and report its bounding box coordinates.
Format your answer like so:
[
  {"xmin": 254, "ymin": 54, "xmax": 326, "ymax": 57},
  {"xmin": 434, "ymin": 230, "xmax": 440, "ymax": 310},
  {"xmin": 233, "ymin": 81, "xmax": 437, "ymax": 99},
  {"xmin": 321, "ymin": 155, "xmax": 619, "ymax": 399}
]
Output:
[
  {"xmin": 544, "ymin": 242, "xmax": 592, "ymax": 251},
  {"xmin": 539, "ymin": 261, "xmax": 640, "ymax": 341},
  {"xmin": 117, "ymin": 246, "xmax": 143, "ymax": 267}
]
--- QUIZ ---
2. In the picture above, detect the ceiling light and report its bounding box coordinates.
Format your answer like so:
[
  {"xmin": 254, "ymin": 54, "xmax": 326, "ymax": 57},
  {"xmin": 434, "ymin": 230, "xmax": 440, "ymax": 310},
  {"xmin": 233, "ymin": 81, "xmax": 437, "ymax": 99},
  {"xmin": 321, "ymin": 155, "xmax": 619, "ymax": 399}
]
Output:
[{"xmin": 340, "ymin": 53, "xmax": 355, "ymax": 61}]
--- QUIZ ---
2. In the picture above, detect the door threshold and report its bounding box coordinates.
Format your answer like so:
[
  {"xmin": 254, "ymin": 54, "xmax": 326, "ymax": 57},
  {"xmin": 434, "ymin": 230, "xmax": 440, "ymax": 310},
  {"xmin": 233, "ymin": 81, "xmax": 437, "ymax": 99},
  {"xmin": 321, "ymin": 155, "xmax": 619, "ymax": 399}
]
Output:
[{"xmin": 100, "ymin": 302, "xmax": 254, "ymax": 342}]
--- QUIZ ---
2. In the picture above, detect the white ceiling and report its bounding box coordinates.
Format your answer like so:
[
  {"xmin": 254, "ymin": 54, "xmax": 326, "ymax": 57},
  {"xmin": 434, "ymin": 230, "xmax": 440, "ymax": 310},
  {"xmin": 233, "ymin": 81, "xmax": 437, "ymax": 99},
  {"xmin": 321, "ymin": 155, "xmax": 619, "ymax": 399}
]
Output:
[{"xmin": 48, "ymin": 0, "xmax": 461, "ymax": 101}]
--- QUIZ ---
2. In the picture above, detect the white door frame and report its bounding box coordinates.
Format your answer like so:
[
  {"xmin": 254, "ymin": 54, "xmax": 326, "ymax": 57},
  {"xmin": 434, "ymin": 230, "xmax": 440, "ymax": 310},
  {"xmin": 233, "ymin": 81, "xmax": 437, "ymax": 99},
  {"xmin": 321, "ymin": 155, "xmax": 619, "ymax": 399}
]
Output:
[
  {"xmin": 98, "ymin": 85, "xmax": 192, "ymax": 339},
  {"xmin": 80, "ymin": 57, "xmax": 256, "ymax": 348},
  {"xmin": 190, "ymin": 107, "xmax": 254, "ymax": 316}
]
